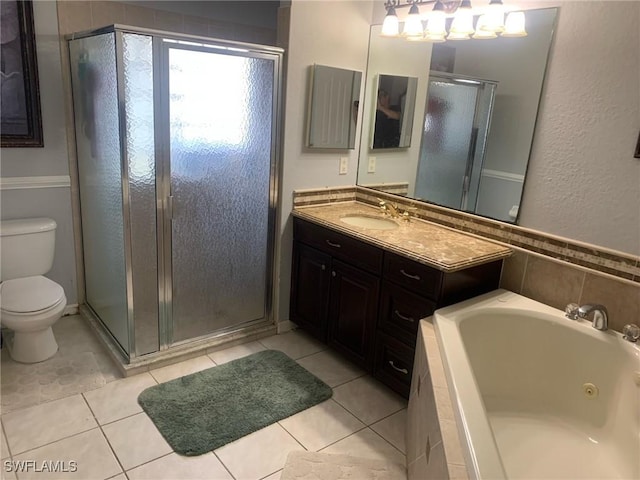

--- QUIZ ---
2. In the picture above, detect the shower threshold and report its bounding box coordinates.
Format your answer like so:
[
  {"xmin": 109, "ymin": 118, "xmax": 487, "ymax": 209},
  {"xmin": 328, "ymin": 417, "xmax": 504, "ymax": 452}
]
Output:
[{"xmin": 80, "ymin": 305, "xmax": 277, "ymax": 378}]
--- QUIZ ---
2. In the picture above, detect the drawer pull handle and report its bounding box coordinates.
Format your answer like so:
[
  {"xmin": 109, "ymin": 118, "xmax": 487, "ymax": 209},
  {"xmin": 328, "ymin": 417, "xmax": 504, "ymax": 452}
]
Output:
[
  {"xmin": 394, "ymin": 310, "xmax": 415, "ymax": 323},
  {"xmin": 400, "ymin": 269, "xmax": 421, "ymax": 281},
  {"xmin": 326, "ymin": 240, "xmax": 342, "ymax": 248},
  {"xmin": 389, "ymin": 361, "xmax": 409, "ymax": 375}
]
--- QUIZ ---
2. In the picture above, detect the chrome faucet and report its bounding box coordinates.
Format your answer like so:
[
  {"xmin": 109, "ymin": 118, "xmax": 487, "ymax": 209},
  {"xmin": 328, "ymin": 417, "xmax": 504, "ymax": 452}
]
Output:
[{"xmin": 577, "ymin": 304, "xmax": 609, "ymax": 331}]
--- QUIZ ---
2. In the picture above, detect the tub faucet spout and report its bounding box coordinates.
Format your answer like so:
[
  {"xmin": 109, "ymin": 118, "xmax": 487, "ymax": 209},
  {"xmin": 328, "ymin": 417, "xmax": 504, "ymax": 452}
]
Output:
[{"xmin": 577, "ymin": 304, "xmax": 608, "ymax": 331}]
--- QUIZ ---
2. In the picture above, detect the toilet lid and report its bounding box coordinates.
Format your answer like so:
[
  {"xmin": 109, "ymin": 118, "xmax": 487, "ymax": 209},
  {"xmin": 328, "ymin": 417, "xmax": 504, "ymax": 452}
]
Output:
[{"xmin": 0, "ymin": 276, "xmax": 65, "ymax": 313}]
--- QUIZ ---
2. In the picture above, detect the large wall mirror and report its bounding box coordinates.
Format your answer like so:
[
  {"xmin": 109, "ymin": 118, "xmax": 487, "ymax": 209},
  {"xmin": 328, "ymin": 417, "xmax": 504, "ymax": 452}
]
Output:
[{"xmin": 357, "ymin": 7, "xmax": 558, "ymax": 223}]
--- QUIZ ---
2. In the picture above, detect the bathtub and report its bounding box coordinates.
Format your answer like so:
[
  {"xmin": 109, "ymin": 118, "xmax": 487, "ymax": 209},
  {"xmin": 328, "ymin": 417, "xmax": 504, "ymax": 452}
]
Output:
[{"xmin": 433, "ymin": 289, "xmax": 639, "ymax": 480}]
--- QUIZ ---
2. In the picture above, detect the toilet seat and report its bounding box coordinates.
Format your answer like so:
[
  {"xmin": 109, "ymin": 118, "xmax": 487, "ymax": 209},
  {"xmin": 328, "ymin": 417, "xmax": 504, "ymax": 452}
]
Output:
[{"xmin": 0, "ymin": 276, "xmax": 65, "ymax": 314}]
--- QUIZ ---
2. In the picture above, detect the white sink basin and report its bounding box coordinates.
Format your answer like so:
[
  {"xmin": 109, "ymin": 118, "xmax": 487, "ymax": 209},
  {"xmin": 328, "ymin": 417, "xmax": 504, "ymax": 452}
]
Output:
[{"xmin": 340, "ymin": 214, "xmax": 399, "ymax": 230}]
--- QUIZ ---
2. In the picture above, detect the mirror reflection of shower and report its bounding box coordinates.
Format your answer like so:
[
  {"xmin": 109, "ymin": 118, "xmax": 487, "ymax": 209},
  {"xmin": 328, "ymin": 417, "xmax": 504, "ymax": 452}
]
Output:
[{"xmin": 415, "ymin": 73, "xmax": 497, "ymax": 214}]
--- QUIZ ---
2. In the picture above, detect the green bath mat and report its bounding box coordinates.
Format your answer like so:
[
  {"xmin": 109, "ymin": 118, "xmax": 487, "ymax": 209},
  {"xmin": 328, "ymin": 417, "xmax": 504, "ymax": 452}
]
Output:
[{"xmin": 138, "ymin": 349, "xmax": 332, "ymax": 456}]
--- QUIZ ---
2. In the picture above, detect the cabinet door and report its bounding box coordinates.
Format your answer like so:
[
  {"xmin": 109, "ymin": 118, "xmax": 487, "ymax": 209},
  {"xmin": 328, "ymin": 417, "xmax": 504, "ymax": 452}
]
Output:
[
  {"xmin": 290, "ymin": 243, "xmax": 331, "ymax": 342},
  {"xmin": 328, "ymin": 259, "xmax": 380, "ymax": 370}
]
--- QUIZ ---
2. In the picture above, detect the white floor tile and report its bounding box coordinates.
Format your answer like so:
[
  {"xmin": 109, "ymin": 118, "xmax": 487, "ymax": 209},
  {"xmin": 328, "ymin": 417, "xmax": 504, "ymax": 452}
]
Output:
[
  {"xmin": 258, "ymin": 331, "xmax": 325, "ymax": 360},
  {"xmin": 320, "ymin": 428, "xmax": 406, "ymax": 468},
  {"xmin": 0, "ymin": 467, "xmax": 16, "ymax": 480},
  {"xmin": 215, "ymin": 423, "xmax": 304, "ymax": 480},
  {"xmin": 261, "ymin": 470, "xmax": 282, "ymax": 480},
  {"xmin": 102, "ymin": 413, "xmax": 172, "ymax": 470},
  {"xmin": 2, "ymin": 394, "xmax": 96, "ymax": 455},
  {"xmin": 208, "ymin": 341, "xmax": 265, "ymax": 365},
  {"xmin": 279, "ymin": 400, "xmax": 365, "ymax": 451},
  {"xmin": 106, "ymin": 475, "xmax": 127, "ymax": 480},
  {"xmin": 333, "ymin": 376, "xmax": 406, "ymax": 425},
  {"xmin": 149, "ymin": 356, "xmax": 215, "ymax": 384},
  {"xmin": 127, "ymin": 452, "xmax": 233, "ymax": 480},
  {"xmin": 83, "ymin": 372, "xmax": 157, "ymax": 424},
  {"xmin": 1, "ymin": 426, "xmax": 10, "ymax": 459},
  {"xmin": 371, "ymin": 409, "xmax": 407, "ymax": 454},
  {"xmin": 12, "ymin": 429, "xmax": 121, "ymax": 480},
  {"xmin": 296, "ymin": 350, "xmax": 365, "ymax": 387}
]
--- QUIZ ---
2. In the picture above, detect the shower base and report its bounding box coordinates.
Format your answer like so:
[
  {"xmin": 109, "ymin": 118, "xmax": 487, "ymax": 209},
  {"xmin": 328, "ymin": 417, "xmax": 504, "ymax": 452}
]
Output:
[{"xmin": 80, "ymin": 305, "xmax": 277, "ymax": 378}]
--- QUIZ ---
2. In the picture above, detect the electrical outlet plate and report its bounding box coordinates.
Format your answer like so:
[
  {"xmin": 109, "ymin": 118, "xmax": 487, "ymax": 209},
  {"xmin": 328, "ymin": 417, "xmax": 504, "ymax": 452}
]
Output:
[
  {"xmin": 368, "ymin": 156, "xmax": 376, "ymax": 173},
  {"xmin": 339, "ymin": 157, "xmax": 348, "ymax": 175}
]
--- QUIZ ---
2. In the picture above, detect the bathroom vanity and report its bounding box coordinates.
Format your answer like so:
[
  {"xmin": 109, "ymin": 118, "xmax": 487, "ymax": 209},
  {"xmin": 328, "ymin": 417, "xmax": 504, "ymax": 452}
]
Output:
[{"xmin": 290, "ymin": 202, "xmax": 511, "ymax": 397}]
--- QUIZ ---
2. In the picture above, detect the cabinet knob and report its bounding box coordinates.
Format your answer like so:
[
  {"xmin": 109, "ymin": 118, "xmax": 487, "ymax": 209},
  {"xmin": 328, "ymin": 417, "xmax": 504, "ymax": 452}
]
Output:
[
  {"xmin": 388, "ymin": 361, "xmax": 409, "ymax": 375},
  {"xmin": 321, "ymin": 264, "xmax": 326, "ymax": 270},
  {"xmin": 331, "ymin": 271, "xmax": 336, "ymax": 277}
]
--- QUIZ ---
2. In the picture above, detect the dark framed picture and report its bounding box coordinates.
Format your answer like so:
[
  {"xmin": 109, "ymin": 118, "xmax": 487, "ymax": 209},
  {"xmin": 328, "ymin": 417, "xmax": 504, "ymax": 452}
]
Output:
[
  {"xmin": 635, "ymin": 131, "xmax": 640, "ymax": 159},
  {"xmin": 1, "ymin": 0, "xmax": 43, "ymax": 147}
]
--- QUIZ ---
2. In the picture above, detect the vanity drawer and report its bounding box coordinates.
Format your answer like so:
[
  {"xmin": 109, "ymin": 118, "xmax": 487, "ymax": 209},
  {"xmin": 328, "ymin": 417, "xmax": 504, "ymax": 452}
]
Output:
[
  {"xmin": 374, "ymin": 332, "xmax": 414, "ymax": 399},
  {"xmin": 383, "ymin": 252, "xmax": 442, "ymax": 299},
  {"xmin": 379, "ymin": 281, "xmax": 435, "ymax": 347},
  {"xmin": 294, "ymin": 218, "xmax": 383, "ymax": 274}
]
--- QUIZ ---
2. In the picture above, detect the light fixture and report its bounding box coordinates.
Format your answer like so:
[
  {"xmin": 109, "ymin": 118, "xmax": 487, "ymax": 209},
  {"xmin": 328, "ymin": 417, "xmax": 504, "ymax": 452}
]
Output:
[
  {"xmin": 502, "ymin": 11, "xmax": 527, "ymax": 37},
  {"xmin": 402, "ymin": 3, "xmax": 424, "ymax": 39},
  {"xmin": 381, "ymin": 6, "xmax": 400, "ymax": 36},
  {"xmin": 380, "ymin": 0, "xmax": 525, "ymax": 42},
  {"xmin": 481, "ymin": 0, "xmax": 505, "ymax": 32},
  {"xmin": 448, "ymin": 0, "xmax": 474, "ymax": 39},
  {"xmin": 424, "ymin": 1, "xmax": 447, "ymax": 42},
  {"xmin": 472, "ymin": 14, "xmax": 498, "ymax": 39}
]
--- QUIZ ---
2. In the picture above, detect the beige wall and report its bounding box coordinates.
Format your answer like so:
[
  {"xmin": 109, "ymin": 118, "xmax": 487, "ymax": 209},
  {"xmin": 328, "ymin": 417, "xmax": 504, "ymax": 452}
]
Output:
[
  {"xmin": 275, "ymin": 0, "xmax": 375, "ymax": 326},
  {"xmin": 56, "ymin": 1, "xmax": 276, "ymax": 44}
]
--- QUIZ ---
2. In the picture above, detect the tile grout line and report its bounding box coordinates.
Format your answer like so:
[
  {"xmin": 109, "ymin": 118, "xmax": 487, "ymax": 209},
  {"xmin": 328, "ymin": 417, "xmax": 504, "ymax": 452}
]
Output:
[
  {"xmin": 80, "ymin": 393, "xmax": 128, "ymax": 477},
  {"xmin": 121, "ymin": 451, "xmax": 173, "ymax": 477},
  {"xmin": 1, "ymin": 419, "xmax": 13, "ymax": 461},
  {"xmin": 316, "ymin": 424, "xmax": 370, "ymax": 453},
  {"xmin": 368, "ymin": 421, "xmax": 407, "ymax": 457},
  {"xmin": 212, "ymin": 450, "xmax": 237, "ymax": 480}
]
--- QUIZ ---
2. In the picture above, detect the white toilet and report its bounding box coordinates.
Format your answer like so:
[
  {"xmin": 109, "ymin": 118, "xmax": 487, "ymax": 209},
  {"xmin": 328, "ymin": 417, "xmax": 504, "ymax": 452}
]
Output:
[{"xmin": 0, "ymin": 218, "xmax": 67, "ymax": 363}]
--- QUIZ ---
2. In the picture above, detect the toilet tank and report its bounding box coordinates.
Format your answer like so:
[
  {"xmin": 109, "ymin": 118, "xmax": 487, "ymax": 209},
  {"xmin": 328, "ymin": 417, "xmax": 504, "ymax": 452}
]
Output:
[{"xmin": 0, "ymin": 218, "xmax": 57, "ymax": 281}]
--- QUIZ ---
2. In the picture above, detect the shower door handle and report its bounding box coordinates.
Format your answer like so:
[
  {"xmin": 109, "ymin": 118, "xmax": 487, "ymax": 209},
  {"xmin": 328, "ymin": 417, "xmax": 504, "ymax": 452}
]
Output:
[{"xmin": 167, "ymin": 195, "xmax": 174, "ymax": 220}]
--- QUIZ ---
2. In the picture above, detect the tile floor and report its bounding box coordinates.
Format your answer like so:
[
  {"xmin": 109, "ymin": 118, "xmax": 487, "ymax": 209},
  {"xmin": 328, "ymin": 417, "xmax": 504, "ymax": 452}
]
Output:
[{"xmin": 1, "ymin": 323, "xmax": 407, "ymax": 480}]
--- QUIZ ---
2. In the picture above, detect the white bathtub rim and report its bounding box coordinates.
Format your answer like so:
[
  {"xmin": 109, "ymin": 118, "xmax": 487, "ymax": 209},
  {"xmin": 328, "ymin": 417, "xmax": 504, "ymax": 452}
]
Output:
[{"xmin": 433, "ymin": 306, "xmax": 507, "ymax": 480}]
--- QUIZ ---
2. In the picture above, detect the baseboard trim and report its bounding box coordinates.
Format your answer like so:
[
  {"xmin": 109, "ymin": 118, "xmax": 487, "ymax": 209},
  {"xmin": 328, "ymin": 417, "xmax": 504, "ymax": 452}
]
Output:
[
  {"xmin": 276, "ymin": 320, "xmax": 298, "ymax": 334},
  {"xmin": 63, "ymin": 304, "xmax": 79, "ymax": 316},
  {"xmin": 0, "ymin": 175, "xmax": 72, "ymax": 190}
]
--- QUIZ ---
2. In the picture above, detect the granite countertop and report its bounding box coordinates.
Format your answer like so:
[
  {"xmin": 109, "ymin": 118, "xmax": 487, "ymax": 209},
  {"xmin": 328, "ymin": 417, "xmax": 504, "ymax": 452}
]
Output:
[{"xmin": 293, "ymin": 201, "xmax": 512, "ymax": 272}]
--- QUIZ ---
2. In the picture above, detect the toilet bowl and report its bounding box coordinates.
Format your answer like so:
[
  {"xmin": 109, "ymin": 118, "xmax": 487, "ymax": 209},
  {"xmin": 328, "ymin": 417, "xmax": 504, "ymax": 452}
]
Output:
[
  {"xmin": 0, "ymin": 218, "xmax": 67, "ymax": 363},
  {"xmin": 0, "ymin": 275, "xmax": 67, "ymax": 363}
]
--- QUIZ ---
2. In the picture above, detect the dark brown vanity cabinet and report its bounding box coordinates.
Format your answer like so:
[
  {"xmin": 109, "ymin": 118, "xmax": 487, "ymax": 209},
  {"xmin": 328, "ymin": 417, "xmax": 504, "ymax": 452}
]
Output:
[
  {"xmin": 291, "ymin": 217, "xmax": 502, "ymax": 398},
  {"xmin": 290, "ymin": 218, "xmax": 382, "ymax": 369}
]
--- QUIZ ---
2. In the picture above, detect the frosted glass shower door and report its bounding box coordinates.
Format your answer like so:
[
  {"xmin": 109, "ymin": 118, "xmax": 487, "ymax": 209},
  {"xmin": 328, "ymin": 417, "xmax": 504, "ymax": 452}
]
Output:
[
  {"xmin": 163, "ymin": 44, "xmax": 275, "ymax": 343},
  {"xmin": 415, "ymin": 79, "xmax": 479, "ymax": 210}
]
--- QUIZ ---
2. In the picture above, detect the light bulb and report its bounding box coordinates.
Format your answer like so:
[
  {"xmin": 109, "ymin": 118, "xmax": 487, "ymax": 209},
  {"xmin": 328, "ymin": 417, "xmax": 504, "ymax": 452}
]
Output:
[
  {"xmin": 472, "ymin": 15, "xmax": 498, "ymax": 39},
  {"xmin": 502, "ymin": 11, "xmax": 527, "ymax": 37},
  {"xmin": 381, "ymin": 7, "xmax": 400, "ymax": 37},
  {"xmin": 402, "ymin": 4, "xmax": 424, "ymax": 39},
  {"xmin": 482, "ymin": 0, "xmax": 505, "ymax": 32}
]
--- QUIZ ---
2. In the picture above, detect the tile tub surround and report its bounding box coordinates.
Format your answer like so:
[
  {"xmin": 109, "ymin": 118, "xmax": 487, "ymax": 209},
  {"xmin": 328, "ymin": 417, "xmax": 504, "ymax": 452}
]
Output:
[
  {"xmin": 292, "ymin": 203, "xmax": 512, "ymax": 273},
  {"xmin": 292, "ymin": 187, "xmax": 639, "ymax": 333},
  {"xmin": 406, "ymin": 319, "xmax": 467, "ymax": 480}
]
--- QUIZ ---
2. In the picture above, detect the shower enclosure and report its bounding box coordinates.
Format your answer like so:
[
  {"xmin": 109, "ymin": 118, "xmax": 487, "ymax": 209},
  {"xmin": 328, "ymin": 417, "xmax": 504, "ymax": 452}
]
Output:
[
  {"xmin": 68, "ymin": 26, "xmax": 282, "ymax": 361},
  {"xmin": 415, "ymin": 73, "xmax": 497, "ymax": 212}
]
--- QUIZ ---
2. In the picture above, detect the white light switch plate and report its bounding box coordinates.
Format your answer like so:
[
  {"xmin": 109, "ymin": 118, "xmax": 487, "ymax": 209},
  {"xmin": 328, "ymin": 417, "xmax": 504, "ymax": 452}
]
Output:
[
  {"xmin": 368, "ymin": 156, "xmax": 376, "ymax": 173},
  {"xmin": 339, "ymin": 157, "xmax": 348, "ymax": 175}
]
